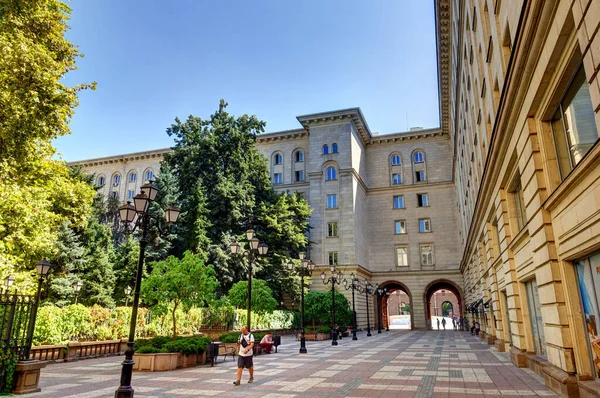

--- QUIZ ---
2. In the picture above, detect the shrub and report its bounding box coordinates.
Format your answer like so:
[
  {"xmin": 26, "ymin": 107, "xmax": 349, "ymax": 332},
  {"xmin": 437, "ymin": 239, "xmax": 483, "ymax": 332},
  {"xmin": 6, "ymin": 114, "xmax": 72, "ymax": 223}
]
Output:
[
  {"xmin": 316, "ymin": 326, "xmax": 331, "ymax": 333},
  {"xmin": 135, "ymin": 345, "xmax": 162, "ymax": 354}
]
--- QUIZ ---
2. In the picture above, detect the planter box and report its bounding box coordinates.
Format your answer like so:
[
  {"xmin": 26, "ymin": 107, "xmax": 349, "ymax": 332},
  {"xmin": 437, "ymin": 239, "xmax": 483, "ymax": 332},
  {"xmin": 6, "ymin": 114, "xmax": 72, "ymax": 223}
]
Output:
[
  {"xmin": 197, "ymin": 351, "xmax": 207, "ymax": 365},
  {"xmin": 298, "ymin": 332, "xmax": 330, "ymax": 341},
  {"xmin": 133, "ymin": 353, "xmax": 181, "ymax": 372},
  {"xmin": 12, "ymin": 360, "xmax": 47, "ymax": 395}
]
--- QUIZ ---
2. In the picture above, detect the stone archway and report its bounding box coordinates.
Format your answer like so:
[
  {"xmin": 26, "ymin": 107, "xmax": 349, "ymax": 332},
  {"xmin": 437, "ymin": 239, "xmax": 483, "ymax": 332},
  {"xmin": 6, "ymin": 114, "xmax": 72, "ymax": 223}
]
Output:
[
  {"xmin": 379, "ymin": 280, "xmax": 413, "ymax": 331},
  {"xmin": 423, "ymin": 279, "xmax": 463, "ymax": 329}
]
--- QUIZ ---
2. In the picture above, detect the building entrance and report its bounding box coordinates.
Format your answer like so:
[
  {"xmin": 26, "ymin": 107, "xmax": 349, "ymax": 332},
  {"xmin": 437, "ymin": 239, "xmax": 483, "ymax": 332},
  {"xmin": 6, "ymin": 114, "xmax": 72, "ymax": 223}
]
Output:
[
  {"xmin": 378, "ymin": 281, "xmax": 413, "ymax": 330},
  {"xmin": 424, "ymin": 279, "xmax": 463, "ymax": 330}
]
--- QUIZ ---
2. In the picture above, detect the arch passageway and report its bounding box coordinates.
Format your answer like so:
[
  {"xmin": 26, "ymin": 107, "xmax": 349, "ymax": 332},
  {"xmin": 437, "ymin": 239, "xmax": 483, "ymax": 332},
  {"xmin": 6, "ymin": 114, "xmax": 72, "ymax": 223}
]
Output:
[
  {"xmin": 378, "ymin": 281, "xmax": 413, "ymax": 330},
  {"xmin": 424, "ymin": 279, "xmax": 463, "ymax": 330}
]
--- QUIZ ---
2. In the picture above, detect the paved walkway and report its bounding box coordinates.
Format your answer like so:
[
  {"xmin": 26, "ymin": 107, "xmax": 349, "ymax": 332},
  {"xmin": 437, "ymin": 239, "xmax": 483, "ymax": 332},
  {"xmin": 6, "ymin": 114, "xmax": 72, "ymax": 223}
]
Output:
[{"xmin": 30, "ymin": 330, "xmax": 557, "ymax": 397}]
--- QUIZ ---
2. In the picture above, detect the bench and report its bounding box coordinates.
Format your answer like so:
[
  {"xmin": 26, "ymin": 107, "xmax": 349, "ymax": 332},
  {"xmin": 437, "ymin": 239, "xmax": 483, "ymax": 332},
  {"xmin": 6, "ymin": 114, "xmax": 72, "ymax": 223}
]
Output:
[{"xmin": 254, "ymin": 336, "xmax": 281, "ymax": 355}]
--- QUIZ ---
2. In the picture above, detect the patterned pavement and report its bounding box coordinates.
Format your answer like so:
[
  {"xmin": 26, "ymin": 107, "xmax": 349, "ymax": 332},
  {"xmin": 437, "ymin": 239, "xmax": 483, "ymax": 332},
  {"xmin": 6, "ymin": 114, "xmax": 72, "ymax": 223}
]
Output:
[{"xmin": 29, "ymin": 330, "xmax": 558, "ymax": 397}]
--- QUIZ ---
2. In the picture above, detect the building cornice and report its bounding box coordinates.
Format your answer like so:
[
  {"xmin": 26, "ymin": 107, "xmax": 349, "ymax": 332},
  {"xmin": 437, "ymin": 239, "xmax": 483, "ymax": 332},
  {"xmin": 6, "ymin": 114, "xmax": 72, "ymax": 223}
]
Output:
[
  {"xmin": 297, "ymin": 108, "xmax": 372, "ymax": 145},
  {"xmin": 370, "ymin": 128, "xmax": 446, "ymax": 144},
  {"xmin": 68, "ymin": 148, "xmax": 172, "ymax": 167},
  {"xmin": 255, "ymin": 128, "xmax": 308, "ymax": 144},
  {"xmin": 435, "ymin": 0, "xmax": 452, "ymax": 136}
]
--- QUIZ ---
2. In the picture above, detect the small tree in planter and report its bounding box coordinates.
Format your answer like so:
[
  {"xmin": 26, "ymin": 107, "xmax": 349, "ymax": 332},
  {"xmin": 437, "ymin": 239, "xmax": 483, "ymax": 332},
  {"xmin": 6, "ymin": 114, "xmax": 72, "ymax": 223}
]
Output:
[
  {"xmin": 228, "ymin": 279, "xmax": 277, "ymax": 328},
  {"xmin": 142, "ymin": 251, "xmax": 218, "ymax": 340}
]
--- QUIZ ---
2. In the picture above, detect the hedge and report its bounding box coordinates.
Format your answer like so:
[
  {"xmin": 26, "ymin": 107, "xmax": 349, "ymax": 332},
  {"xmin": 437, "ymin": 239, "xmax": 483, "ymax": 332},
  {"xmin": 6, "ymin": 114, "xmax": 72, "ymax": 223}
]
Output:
[
  {"xmin": 134, "ymin": 336, "xmax": 212, "ymax": 355},
  {"xmin": 33, "ymin": 304, "xmax": 294, "ymax": 345}
]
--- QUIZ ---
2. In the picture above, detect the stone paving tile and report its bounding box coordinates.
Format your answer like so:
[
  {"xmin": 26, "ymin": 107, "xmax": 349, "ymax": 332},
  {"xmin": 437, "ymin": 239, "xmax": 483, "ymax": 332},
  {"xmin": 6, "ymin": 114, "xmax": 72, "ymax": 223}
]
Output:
[{"xmin": 28, "ymin": 330, "xmax": 559, "ymax": 397}]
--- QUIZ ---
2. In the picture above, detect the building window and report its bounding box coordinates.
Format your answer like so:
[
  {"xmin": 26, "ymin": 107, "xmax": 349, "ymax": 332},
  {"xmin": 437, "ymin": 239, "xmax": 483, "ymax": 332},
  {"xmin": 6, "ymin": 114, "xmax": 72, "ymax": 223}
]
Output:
[
  {"xmin": 326, "ymin": 167, "xmax": 337, "ymax": 181},
  {"xmin": 391, "ymin": 154, "xmax": 401, "ymax": 165},
  {"xmin": 510, "ymin": 178, "xmax": 527, "ymax": 231},
  {"xmin": 98, "ymin": 176, "xmax": 105, "ymax": 186},
  {"xmin": 127, "ymin": 190, "xmax": 135, "ymax": 199},
  {"xmin": 575, "ymin": 252, "xmax": 600, "ymax": 378},
  {"xmin": 327, "ymin": 222, "xmax": 338, "ymax": 237},
  {"xmin": 111, "ymin": 191, "xmax": 119, "ymax": 199},
  {"xmin": 393, "ymin": 195, "xmax": 404, "ymax": 209},
  {"xmin": 295, "ymin": 151, "xmax": 304, "ymax": 162},
  {"xmin": 327, "ymin": 194, "xmax": 337, "ymax": 209},
  {"xmin": 551, "ymin": 67, "xmax": 599, "ymax": 179},
  {"xmin": 415, "ymin": 170, "xmax": 426, "ymax": 182},
  {"xmin": 525, "ymin": 281, "xmax": 546, "ymax": 357},
  {"xmin": 392, "ymin": 173, "xmax": 402, "ymax": 185},
  {"xmin": 113, "ymin": 175, "xmax": 121, "ymax": 186},
  {"xmin": 273, "ymin": 173, "xmax": 283, "ymax": 184},
  {"xmin": 332, "ymin": 143, "xmax": 338, "ymax": 153},
  {"xmin": 417, "ymin": 193, "xmax": 428, "ymax": 207},
  {"xmin": 274, "ymin": 153, "xmax": 283, "ymax": 165},
  {"xmin": 395, "ymin": 220, "xmax": 406, "ymax": 234},
  {"xmin": 396, "ymin": 246, "xmax": 408, "ymax": 267},
  {"xmin": 294, "ymin": 170, "xmax": 304, "ymax": 182},
  {"xmin": 413, "ymin": 151, "xmax": 425, "ymax": 163},
  {"xmin": 145, "ymin": 170, "xmax": 153, "ymax": 181},
  {"xmin": 129, "ymin": 173, "xmax": 137, "ymax": 183},
  {"xmin": 419, "ymin": 218, "xmax": 431, "ymax": 233},
  {"xmin": 328, "ymin": 252, "xmax": 338, "ymax": 266},
  {"xmin": 420, "ymin": 245, "xmax": 434, "ymax": 265},
  {"xmin": 323, "ymin": 145, "xmax": 329, "ymax": 155}
]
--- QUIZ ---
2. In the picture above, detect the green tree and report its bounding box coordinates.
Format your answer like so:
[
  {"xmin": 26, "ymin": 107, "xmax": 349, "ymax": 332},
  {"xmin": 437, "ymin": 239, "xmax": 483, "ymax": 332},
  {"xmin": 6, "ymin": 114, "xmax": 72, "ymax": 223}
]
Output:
[
  {"xmin": 79, "ymin": 219, "xmax": 116, "ymax": 307},
  {"xmin": 141, "ymin": 251, "xmax": 218, "ymax": 339},
  {"xmin": 304, "ymin": 290, "xmax": 352, "ymax": 328},
  {"xmin": 112, "ymin": 235, "xmax": 140, "ymax": 305},
  {"xmin": 227, "ymin": 279, "xmax": 277, "ymax": 314},
  {"xmin": 0, "ymin": 0, "xmax": 96, "ymax": 285},
  {"xmin": 164, "ymin": 101, "xmax": 312, "ymax": 294},
  {"xmin": 46, "ymin": 222, "xmax": 88, "ymax": 306}
]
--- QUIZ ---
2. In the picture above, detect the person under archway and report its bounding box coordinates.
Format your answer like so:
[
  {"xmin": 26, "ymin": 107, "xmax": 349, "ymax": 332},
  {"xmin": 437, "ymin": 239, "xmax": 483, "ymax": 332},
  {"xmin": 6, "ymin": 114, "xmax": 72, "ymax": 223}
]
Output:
[{"xmin": 441, "ymin": 318, "xmax": 446, "ymax": 330}]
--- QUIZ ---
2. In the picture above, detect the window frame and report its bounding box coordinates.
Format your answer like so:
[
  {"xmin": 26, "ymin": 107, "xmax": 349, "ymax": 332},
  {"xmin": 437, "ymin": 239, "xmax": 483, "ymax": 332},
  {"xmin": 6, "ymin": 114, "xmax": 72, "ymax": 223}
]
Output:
[
  {"xmin": 129, "ymin": 172, "xmax": 137, "ymax": 183},
  {"xmin": 145, "ymin": 170, "xmax": 153, "ymax": 181},
  {"xmin": 417, "ymin": 193, "xmax": 429, "ymax": 207},
  {"xmin": 328, "ymin": 251, "xmax": 339, "ymax": 266},
  {"xmin": 392, "ymin": 173, "xmax": 402, "ymax": 185},
  {"xmin": 327, "ymin": 222, "xmax": 339, "ymax": 237},
  {"xmin": 295, "ymin": 151, "xmax": 304, "ymax": 163},
  {"xmin": 273, "ymin": 173, "xmax": 283, "ymax": 185},
  {"xmin": 127, "ymin": 190, "xmax": 135, "ymax": 199},
  {"xmin": 413, "ymin": 151, "xmax": 425, "ymax": 163},
  {"xmin": 415, "ymin": 170, "xmax": 426, "ymax": 182},
  {"xmin": 274, "ymin": 153, "xmax": 283, "ymax": 165},
  {"xmin": 395, "ymin": 246, "xmax": 409, "ymax": 267},
  {"xmin": 419, "ymin": 218, "xmax": 432, "ymax": 233},
  {"xmin": 295, "ymin": 170, "xmax": 304, "ymax": 182},
  {"xmin": 326, "ymin": 167, "xmax": 337, "ymax": 181},
  {"xmin": 327, "ymin": 194, "xmax": 338, "ymax": 209},
  {"xmin": 393, "ymin": 195, "xmax": 405, "ymax": 209},
  {"xmin": 98, "ymin": 176, "xmax": 106, "ymax": 186},
  {"xmin": 391, "ymin": 154, "xmax": 401, "ymax": 166},
  {"xmin": 420, "ymin": 244, "xmax": 434, "ymax": 266},
  {"xmin": 323, "ymin": 145, "xmax": 329, "ymax": 155},
  {"xmin": 394, "ymin": 220, "xmax": 406, "ymax": 234},
  {"xmin": 332, "ymin": 143, "xmax": 338, "ymax": 153},
  {"xmin": 113, "ymin": 174, "xmax": 121, "ymax": 186}
]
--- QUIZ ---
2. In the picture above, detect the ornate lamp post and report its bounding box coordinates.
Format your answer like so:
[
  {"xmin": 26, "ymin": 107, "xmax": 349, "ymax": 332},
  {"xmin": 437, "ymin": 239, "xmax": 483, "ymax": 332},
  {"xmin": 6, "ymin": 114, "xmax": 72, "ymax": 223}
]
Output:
[
  {"xmin": 3, "ymin": 274, "xmax": 15, "ymax": 294},
  {"xmin": 115, "ymin": 182, "xmax": 181, "ymax": 398},
  {"xmin": 321, "ymin": 266, "xmax": 343, "ymax": 346},
  {"xmin": 72, "ymin": 281, "xmax": 82, "ymax": 304},
  {"xmin": 287, "ymin": 252, "xmax": 315, "ymax": 353},
  {"xmin": 342, "ymin": 273, "xmax": 362, "ymax": 341},
  {"xmin": 24, "ymin": 259, "xmax": 52, "ymax": 359},
  {"xmin": 124, "ymin": 285, "xmax": 132, "ymax": 307},
  {"xmin": 364, "ymin": 279, "xmax": 373, "ymax": 336},
  {"xmin": 230, "ymin": 229, "xmax": 268, "ymax": 332},
  {"xmin": 375, "ymin": 284, "xmax": 390, "ymax": 334}
]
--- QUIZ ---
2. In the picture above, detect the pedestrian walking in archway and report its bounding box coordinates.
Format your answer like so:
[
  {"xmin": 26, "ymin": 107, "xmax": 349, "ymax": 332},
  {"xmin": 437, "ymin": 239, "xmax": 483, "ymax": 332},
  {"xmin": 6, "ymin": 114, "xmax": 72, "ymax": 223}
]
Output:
[{"xmin": 441, "ymin": 318, "xmax": 446, "ymax": 330}]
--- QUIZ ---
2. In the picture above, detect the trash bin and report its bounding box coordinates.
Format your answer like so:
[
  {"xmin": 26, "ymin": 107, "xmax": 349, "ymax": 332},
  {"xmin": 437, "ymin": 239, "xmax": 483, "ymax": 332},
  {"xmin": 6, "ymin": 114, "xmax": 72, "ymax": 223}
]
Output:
[
  {"xmin": 207, "ymin": 342, "xmax": 221, "ymax": 367},
  {"xmin": 273, "ymin": 335, "xmax": 281, "ymax": 353}
]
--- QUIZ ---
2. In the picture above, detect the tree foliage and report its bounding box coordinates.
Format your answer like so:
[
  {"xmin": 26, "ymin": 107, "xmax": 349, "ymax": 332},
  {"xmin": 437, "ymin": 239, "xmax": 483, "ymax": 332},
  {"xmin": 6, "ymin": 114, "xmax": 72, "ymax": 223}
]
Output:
[
  {"xmin": 141, "ymin": 251, "xmax": 219, "ymax": 339},
  {"xmin": 0, "ymin": 0, "xmax": 96, "ymax": 286},
  {"xmin": 304, "ymin": 290, "xmax": 353, "ymax": 328},
  {"xmin": 227, "ymin": 279, "xmax": 277, "ymax": 315}
]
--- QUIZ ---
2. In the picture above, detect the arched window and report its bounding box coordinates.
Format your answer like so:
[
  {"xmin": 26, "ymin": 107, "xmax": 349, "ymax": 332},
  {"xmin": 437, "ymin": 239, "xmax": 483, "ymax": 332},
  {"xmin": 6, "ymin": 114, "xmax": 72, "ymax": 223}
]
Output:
[
  {"xmin": 413, "ymin": 151, "xmax": 425, "ymax": 163},
  {"xmin": 129, "ymin": 172, "xmax": 137, "ymax": 183},
  {"xmin": 274, "ymin": 153, "xmax": 283, "ymax": 165},
  {"xmin": 391, "ymin": 155, "xmax": 401, "ymax": 165},
  {"xmin": 295, "ymin": 150, "xmax": 304, "ymax": 162},
  {"xmin": 145, "ymin": 170, "xmax": 153, "ymax": 181},
  {"xmin": 326, "ymin": 167, "xmax": 337, "ymax": 181},
  {"xmin": 98, "ymin": 175, "xmax": 106, "ymax": 186},
  {"xmin": 323, "ymin": 145, "xmax": 329, "ymax": 155},
  {"xmin": 332, "ymin": 143, "xmax": 338, "ymax": 153},
  {"xmin": 113, "ymin": 174, "xmax": 121, "ymax": 186}
]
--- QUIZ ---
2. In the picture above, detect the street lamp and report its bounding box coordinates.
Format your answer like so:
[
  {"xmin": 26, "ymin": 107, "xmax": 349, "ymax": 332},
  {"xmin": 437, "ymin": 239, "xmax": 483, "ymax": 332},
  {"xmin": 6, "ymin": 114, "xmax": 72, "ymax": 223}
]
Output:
[
  {"xmin": 3, "ymin": 274, "xmax": 15, "ymax": 294},
  {"xmin": 287, "ymin": 253, "xmax": 315, "ymax": 353},
  {"xmin": 125, "ymin": 285, "xmax": 132, "ymax": 307},
  {"xmin": 72, "ymin": 281, "xmax": 83, "ymax": 304},
  {"xmin": 364, "ymin": 279, "xmax": 374, "ymax": 336},
  {"xmin": 115, "ymin": 182, "xmax": 181, "ymax": 398},
  {"xmin": 321, "ymin": 266, "xmax": 343, "ymax": 346},
  {"xmin": 230, "ymin": 229, "xmax": 268, "ymax": 332},
  {"xmin": 375, "ymin": 284, "xmax": 390, "ymax": 334},
  {"xmin": 342, "ymin": 273, "xmax": 362, "ymax": 341},
  {"xmin": 24, "ymin": 259, "xmax": 52, "ymax": 359}
]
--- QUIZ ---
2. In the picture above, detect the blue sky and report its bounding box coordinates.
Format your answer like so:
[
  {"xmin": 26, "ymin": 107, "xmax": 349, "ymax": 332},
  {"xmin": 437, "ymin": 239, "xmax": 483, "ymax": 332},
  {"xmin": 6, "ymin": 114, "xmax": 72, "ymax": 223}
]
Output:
[{"xmin": 55, "ymin": 0, "xmax": 439, "ymax": 161}]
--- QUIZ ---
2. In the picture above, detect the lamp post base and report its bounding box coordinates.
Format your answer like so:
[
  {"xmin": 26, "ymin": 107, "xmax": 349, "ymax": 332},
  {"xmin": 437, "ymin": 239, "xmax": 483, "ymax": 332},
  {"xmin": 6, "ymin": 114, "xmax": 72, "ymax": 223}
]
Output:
[
  {"xmin": 378, "ymin": 329, "xmax": 382, "ymax": 334},
  {"xmin": 352, "ymin": 329, "xmax": 358, "ymax": 341},
  {"xmin": 331, "ymin": 328, "xmax": 338, "ymax": 346},
  {"xmin": 367, "ymin": 331, "xmax": 372, "ymax": 336},
  {"xmin": 299, "ymin": 333, "xmax": 307, "ymax": 354},
  {"xmin": 115, "ymin": 387, "xmax": 134, "ymax": 398}
]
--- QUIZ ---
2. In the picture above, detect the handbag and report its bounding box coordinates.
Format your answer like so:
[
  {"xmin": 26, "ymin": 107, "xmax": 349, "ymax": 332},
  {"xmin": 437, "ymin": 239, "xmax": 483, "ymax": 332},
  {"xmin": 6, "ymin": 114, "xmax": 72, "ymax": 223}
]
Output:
[{"xmin": 240, "ymin": 335, "xmax": 248, "ymax": 348}]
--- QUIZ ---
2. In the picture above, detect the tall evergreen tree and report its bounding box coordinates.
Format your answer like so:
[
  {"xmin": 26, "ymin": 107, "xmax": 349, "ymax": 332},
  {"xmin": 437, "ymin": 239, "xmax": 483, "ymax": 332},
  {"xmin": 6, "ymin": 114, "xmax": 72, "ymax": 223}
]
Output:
[
  {"xmin": 112, "ymin": 235, "xmax": 140, "ymax": 306},
  {"xmin": 79, "ymin": 219, "xmax": 116, "ymax": 307}
]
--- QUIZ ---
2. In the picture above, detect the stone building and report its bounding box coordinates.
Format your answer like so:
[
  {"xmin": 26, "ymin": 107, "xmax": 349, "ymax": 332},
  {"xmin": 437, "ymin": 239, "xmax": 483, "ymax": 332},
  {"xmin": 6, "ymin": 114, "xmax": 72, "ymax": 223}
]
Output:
[{"xmin": 444, "ymin": 0, "xmax": 600, "ymax": 395}]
